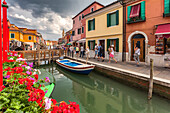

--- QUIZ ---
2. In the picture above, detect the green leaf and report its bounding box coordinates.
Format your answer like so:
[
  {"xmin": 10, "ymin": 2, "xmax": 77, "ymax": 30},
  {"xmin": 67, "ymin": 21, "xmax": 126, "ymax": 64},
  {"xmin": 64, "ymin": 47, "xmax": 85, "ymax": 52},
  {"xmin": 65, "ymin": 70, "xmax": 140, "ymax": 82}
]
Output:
[
  {"xmin": 0, "ymin": 96, "xmax": 10, "ymax": 109},
  {"xmin": 10, "ymin": 99, "xmax": 22, "ymax": 110}
]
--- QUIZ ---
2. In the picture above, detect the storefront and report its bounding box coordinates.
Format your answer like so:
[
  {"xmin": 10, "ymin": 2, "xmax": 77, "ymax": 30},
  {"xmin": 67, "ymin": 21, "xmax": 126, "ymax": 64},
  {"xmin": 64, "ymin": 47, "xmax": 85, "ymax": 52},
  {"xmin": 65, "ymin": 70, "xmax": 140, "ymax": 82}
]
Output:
[{"xmin": 154, "ymin": 23, "xmax": 170, "ymax": 67}]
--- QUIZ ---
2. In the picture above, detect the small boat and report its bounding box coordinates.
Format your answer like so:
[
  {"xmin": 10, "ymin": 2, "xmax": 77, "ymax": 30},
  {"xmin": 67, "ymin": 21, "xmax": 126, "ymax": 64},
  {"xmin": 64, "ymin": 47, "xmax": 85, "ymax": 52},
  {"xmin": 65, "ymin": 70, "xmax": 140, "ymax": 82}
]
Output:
[{"xmin": 56, "ymin": 59, "xmax": 95, "ymax": 75}]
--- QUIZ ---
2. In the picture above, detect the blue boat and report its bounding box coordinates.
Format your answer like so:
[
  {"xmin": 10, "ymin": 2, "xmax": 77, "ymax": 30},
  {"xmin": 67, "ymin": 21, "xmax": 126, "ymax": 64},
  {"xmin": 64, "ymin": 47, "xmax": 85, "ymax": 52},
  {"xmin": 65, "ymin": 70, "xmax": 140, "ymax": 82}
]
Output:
[{"xmin": 56, "ymin": 59, "xmax": 95, "ymax": 75}]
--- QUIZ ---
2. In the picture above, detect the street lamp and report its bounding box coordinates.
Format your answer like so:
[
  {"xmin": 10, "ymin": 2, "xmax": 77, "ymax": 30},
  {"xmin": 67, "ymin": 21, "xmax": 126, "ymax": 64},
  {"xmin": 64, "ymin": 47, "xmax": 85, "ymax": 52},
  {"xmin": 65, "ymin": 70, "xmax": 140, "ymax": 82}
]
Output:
[{"xmin": 118, "ymin": 0, "xmax": 133, "ymax": 62}]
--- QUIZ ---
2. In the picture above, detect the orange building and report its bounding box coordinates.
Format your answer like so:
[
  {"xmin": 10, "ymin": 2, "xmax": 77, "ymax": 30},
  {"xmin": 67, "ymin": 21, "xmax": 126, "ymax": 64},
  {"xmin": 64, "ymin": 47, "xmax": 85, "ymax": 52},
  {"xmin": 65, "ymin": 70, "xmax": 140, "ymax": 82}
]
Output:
[{"xmin": 126, "ymin": 0, "xmax": 170, "ymax": 67}]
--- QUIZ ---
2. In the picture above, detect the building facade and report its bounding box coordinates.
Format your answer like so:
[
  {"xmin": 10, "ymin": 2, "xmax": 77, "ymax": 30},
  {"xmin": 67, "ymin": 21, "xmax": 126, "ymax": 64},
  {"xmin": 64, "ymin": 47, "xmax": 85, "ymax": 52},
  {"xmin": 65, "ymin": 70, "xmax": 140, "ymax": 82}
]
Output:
[
  {"xmin": 126, "ymin": 0, "xmax": 170, "ymax": 67},
  {"xmin": 85, "ymin": 1, "xmax": 123, "ymax": 61},
  {"xmin": 72, "ymin": 1, "xmax": 104, "ymax": 42}
]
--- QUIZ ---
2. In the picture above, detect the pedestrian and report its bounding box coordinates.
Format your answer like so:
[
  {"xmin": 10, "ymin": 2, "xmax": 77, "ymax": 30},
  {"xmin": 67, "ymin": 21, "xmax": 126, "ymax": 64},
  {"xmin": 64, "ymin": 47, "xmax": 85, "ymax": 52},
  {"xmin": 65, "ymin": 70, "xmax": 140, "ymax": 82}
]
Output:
[
  {"xmin": 94, "ymin": 43, "xmax": 98, "ymax": 59},
  {"xmin": 108, "ymin": 45, "xmax": 117, "ymax": 63},
  {"xmin": 80, "ymin": 45, "xmax": 84, "ymax": 58},
  {"xmin": 86, "ymin": 46, "xmax": 90, "ymax": 64},
  {"xmin": 70, "ymin": 45, "xmax": 73, "ymax": 57},
  {"xmin": 76, "ymin": 45, "xmax": 79, "ymax": 60},
  {"xmin": 98, "ymin": 44, "xmax": 104, "ymax": 62},
  {"xmin": 67, "ymin": 46, "xmax": 70, "ymax": 56},
  {"xmin": 134, "ymin": 45, "xmax": 140, "ymax": 66}
]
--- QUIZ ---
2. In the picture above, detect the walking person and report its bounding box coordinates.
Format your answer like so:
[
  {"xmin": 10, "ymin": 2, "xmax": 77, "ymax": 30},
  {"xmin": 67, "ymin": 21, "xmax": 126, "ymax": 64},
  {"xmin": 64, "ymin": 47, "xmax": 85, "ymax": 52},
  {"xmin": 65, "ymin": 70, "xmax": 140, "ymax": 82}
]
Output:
[
  {"xmin": 80, "ymin": 45, "xmax": 84, "ymax": 58},
  {"xmin": 76, "ymin": 45, "xmax": 79, "ymax": 60},
  {"xmin": 70, "ymin": 45, "xmax": 73, "ymax": 58},
  {"xmin": 97, "ymin": 44, "xmax": 104, "ymax": 62},
  {"xmin": 94, "ymin": 43, "xmax": 98, "ymax": 59},
  {"xmin": 86, "ymin": 46, "xmax": 90, "ymax": 64},
  {"xmin": 108, "ymin": 45, "xmax": 117, "ymax": 63},
  {"xmin": 134, "ymin": 45, "xmax": 140, "ymax": 66}
]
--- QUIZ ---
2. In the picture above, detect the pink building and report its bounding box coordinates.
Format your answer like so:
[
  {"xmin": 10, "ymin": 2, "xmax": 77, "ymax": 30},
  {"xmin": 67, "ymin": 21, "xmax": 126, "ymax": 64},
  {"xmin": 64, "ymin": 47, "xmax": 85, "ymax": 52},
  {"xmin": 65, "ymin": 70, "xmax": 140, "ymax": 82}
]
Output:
[{"xmin": 72, "ymin": 1, "xmax": 104, "ymax": 41}]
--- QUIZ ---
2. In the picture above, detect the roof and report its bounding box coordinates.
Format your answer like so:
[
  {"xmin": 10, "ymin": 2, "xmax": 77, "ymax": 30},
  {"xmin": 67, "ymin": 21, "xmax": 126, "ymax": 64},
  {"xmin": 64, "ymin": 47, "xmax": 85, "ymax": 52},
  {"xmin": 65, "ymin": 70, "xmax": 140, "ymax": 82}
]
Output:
[
  {"xmin": 9, "ymin": 27, "xmax": 20, "ymax": 31},
  {"xmin": 72, "ymin": 1, "xmax": 104, "ymax": 19},
  {"xmin": 84, "ymin": 1, "xmax": 119, "ymax": 18},
  {"xmin": 22, "ymin": 31, "xmax": 36, "ymax": 35}
]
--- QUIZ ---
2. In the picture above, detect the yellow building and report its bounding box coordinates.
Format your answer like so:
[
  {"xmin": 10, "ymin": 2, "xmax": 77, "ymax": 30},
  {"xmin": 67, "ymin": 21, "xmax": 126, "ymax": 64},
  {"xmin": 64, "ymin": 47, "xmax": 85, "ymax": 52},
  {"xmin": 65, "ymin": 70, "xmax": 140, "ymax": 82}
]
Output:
[
  {"xmin": 9, "ymin": 24, "xmax": 39, "ymax": 50},
  {"xmin": 85, "ymin": 1, "xmax": 123, "ymax": 61}
]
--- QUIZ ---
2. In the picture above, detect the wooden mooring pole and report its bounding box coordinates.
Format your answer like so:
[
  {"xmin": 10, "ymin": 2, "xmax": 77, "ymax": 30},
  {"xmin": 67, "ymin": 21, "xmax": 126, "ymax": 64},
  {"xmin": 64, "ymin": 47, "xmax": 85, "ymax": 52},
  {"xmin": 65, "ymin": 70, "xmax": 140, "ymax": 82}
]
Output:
[
  {"xmin": 48, "ymin": 46, "xmax": 51, "ymax": 64},
  {"xmin": 148, "ymin": 59, "xmax": 154, "ymax": 100}
]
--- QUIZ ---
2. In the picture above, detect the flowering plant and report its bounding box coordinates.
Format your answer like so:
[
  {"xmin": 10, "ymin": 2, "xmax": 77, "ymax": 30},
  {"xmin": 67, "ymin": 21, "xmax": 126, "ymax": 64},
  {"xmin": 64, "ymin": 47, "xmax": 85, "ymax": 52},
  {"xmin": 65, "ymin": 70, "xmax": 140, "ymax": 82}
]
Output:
[{"xmin": 0, "ymin": 52, "xmax": 80, "ymax": 113}]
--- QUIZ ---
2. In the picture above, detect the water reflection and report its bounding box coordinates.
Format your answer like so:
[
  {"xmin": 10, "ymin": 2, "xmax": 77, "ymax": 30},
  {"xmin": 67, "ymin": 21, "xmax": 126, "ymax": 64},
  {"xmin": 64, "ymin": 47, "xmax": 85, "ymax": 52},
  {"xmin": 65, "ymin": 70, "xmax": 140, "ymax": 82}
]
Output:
[{"xmin": 41, "ymin": 64, "xmax": 170, "ymax": 113}]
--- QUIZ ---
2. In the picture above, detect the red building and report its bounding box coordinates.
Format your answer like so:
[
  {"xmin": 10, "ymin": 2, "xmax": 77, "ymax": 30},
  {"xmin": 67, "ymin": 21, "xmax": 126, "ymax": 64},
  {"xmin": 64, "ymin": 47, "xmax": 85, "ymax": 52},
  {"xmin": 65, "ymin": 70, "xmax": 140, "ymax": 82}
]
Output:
[
  {"xmin": 72, "ymin": 1, "xmax": 104, "ymax": 42},
  {"xmin": 126, "ymin": 0, "xmax": 170, "ymax": 67}
]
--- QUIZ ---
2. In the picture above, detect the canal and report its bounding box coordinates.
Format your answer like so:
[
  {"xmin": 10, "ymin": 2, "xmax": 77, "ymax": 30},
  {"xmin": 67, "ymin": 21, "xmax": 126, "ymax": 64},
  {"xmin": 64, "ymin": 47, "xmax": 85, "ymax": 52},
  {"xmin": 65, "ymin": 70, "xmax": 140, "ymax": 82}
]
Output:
[{"xmin": 40, "ymin": 64, "xmax": 170, "ymax": 113}]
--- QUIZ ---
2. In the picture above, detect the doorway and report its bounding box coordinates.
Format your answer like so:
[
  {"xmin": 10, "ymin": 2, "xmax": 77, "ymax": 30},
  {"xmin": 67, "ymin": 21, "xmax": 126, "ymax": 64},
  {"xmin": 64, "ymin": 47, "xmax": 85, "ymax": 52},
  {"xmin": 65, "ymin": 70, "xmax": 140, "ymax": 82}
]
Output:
[
  {"xmin": 131, "ymin": 34, "xmax": 145, "ymax": 62},
  {"xmin": 99, "ymin": 40, "xmax": 105, "ymax": 57}
]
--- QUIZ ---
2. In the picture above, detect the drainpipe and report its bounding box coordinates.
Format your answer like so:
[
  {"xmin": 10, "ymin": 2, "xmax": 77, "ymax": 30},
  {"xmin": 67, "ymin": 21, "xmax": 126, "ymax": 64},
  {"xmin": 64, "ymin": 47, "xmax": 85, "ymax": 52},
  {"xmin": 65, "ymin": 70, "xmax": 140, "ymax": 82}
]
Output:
[{"xmin": 122, "ymin": 4, "xmax": 126, "ymax": 62}]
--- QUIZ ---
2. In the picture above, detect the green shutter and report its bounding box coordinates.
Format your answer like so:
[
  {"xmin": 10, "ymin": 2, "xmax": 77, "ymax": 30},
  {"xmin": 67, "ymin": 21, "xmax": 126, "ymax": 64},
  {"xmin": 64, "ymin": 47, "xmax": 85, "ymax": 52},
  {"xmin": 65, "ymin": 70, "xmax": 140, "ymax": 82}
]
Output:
[
  {"xmin": 141, "ymin": 1, "xmax": 146, "ymax": 20},
  {"xmin": 164, "ymin": 0, "xmax": 170, "ymax": 14},
  {"xmin": 88, "ymin": 41, "xmax": 90, "ymax": 49},
  {"xmin": 93, "ymin": 19, "xmax": 95, "ymax": 30},
  {"xmin": 116, "ymin": 10, "xmax": 119, "ymax": 25},
  {"xmin": 107, "ymin": 39, "xmax": 111, "ymax": 51},
  {"xmin": 107, "ymin": 14, "xmax": 110, "ymax": 27},
  {"xmin": 93, "ymin": 40, "xmax": 95, "ymax": 50},
  {"xmin": 88, "ymin": 20, "xmax": 90, "ymax": 31},
  {"xmin": 116, "ymin": 39, "xmax": 119, "ymax": 52},
  {"xmin": 127, "ymin": 6, "xmax": 132, "ymax": 22}
]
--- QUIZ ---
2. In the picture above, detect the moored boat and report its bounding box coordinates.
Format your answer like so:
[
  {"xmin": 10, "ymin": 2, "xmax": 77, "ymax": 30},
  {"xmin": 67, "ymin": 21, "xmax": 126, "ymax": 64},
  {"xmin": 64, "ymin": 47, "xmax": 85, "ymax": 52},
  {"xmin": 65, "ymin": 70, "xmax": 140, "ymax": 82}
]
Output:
[{"xmin": 56, "ymin": 59, "xmax": 95, "ymax": 75}]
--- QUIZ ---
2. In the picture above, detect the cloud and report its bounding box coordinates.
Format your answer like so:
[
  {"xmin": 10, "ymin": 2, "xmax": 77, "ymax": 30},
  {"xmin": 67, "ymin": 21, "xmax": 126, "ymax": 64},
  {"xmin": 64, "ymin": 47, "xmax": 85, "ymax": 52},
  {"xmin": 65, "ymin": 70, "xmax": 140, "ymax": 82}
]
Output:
[
  {"xmin": 8, "ymin": 2, "xmax": 73, "ymax": 41},
  {"xmin": 13, "ymin": 14, "xmax": 32, "ymax": 23}
]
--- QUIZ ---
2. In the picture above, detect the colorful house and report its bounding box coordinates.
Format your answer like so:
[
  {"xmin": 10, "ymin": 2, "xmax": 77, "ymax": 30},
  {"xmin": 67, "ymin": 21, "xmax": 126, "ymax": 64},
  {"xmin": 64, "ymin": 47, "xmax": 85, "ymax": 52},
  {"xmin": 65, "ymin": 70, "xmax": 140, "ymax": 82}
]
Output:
[
  {"xmin": 85, "ymin": 1, "xmax": 123, "ymax": 61},
  {"xmin": 126, "ymin": 0, "xmax": 170, "ymax": 67},
  {"xmin": 72, "ymin": 1, "xmax": 104, "ymax": 44}
]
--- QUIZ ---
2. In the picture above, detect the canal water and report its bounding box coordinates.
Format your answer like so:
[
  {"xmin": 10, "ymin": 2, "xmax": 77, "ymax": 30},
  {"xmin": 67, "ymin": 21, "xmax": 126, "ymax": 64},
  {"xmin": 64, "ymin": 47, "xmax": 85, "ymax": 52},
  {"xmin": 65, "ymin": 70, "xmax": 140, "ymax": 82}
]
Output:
[{"xmin": 40, "ymin": 64, "xmax": 170, "ymax": 113}]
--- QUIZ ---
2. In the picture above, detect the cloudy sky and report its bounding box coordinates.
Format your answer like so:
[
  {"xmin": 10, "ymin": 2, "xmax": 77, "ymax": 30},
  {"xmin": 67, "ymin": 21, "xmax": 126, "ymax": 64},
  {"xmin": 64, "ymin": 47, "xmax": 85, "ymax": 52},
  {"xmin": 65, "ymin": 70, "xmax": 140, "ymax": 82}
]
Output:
[{"xmin": 7, "ymin": 0, "xmax": 116, "ymax": 41}]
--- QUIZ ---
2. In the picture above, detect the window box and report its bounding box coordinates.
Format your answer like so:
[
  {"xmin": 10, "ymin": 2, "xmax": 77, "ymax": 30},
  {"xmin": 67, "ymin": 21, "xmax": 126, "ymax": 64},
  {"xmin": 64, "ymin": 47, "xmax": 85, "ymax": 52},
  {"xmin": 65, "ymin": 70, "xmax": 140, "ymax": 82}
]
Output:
[{"xmin": 127, "ymin": 1, "xmax": 145, "ymax": 24}]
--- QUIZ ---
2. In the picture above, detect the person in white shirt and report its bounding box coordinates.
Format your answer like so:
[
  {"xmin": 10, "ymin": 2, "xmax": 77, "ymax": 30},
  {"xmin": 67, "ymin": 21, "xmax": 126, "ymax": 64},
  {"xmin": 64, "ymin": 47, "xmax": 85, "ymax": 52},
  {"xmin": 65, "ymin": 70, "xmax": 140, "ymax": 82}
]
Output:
[
  {"xmin": 108, "ymin": 45, "xmax": 117, "ymax": 63},
  {"xmin": 94, "ymin": 43, "xmax": 98, "ymax": 59},
  {"xmin": 134, "ymin": 46, "xmax": 140, "ymax": 66},
  {"xmin": 86, "ymin": 46, "xmax": 90, "ymax": 64},
  {"xmin": 80, "ymin": 45, "xmax": 84, "ymax": 58}
]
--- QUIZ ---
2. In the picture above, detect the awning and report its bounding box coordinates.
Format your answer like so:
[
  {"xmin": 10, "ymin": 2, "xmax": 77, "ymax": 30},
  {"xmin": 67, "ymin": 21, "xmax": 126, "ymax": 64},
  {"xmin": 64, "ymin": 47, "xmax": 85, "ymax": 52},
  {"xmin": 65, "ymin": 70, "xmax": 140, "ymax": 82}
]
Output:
[
  {"xmin": 77, "ymin": 38, "xmax": 86, "ymax": 43},
  {"xmin": 68, "ymin": 40, "xmax": 76, "ymax": 45},
  {"xmin": 155, "ymin": 24, "xmax": 170, "ymax": 35},
  {"xmin": 129, "ymin": 4, "xmax": 141, "ymax": 18}
]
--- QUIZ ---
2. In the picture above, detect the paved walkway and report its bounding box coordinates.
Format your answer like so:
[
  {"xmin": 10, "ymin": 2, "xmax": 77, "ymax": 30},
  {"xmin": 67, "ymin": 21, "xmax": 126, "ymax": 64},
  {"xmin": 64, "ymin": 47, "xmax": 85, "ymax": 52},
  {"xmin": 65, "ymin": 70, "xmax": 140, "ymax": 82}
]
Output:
[{"xmin": 67, "ymin": 55, "xmax": 170, "ymax": 82}]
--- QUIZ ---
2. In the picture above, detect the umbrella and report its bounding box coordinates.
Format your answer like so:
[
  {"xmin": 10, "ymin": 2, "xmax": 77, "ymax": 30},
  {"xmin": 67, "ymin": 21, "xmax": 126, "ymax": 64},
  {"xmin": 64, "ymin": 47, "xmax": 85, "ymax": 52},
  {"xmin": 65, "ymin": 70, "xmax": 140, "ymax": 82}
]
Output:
[{"xmin": 67, "ymin": 43, "xmax": 71, "ymax": 45}]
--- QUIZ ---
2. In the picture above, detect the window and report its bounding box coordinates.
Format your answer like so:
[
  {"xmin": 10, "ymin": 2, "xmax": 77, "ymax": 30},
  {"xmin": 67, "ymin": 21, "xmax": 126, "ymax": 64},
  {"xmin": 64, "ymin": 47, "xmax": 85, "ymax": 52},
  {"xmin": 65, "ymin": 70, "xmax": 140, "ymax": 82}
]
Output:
[
  {"xmin": 78, "ymin": 28, "xmax": 81, "ymax": 34},
  {"xmin": 79, "ymin": 16, "xmax": 81, "ymax": 21},
  {"xmin": 28, "ymin": 36, "xmax": 32, "ymax": 40},
  {"xmin": 127, "ymin": 1, "xmax": 145, "ymax": 24},
  {"xmin": 107, "ymin": 39, "xmax": 119, "ymax": 52},
  {"xmin": 10, "ymin": 33, "xmax": 15, "ymax": 38},
  {"xmin": 88, "ymin": 19, "xmax": 95, "ymax": 31},
  {"xmin": 72, "ymin": 31, "xmax": 75, "ymax": 36},
  {"xmin": 91, "ymin": 8, "xmax": 94, "ymax": 12},
  {"xmin": 82, "ymin": 14, "xmax": 84, "ymax": 19},
  {"xmin": 107, "ymin": 10, "xmax": 119, "ymax": 27},
  {"xmin": 82, "ymin": 27, "xmax": 84, "ymax": 34},
  {"xmin": 88, "ymin": 40, "xmax": 95, "ymax": 50},
  {"xmin": 73, "ymin": 20, "xmax": 75, "ymax": 24},
  {"xmin": 164, "ymin": 0, "xmax": 170, "ymax": 17}
]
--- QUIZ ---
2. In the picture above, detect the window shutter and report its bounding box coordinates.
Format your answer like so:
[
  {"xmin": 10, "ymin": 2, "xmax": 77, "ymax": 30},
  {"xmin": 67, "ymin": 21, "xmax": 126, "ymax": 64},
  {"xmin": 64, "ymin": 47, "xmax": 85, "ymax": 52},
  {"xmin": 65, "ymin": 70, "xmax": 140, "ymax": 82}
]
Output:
[
  {"xmin": 93, "ymin": 40, "xmax": 95, "ymax": 50},
  {"xmin": 141, "ymin": 1, "xmax": 146, "ymax": 20},
  {"xmin": 127, "ymin": 6, "xmax": 132, "ymax": 22},
  {"xmin": 93, "ymin": 19, "xmax": 95, "ymax": 30},
  {"xmin": 88, "ymin": 20, "xmax": 90, "ymax": 31},
  {"xmin": 164, "ymin": 0, "xmax": 170, "ymax": 14},
  {"xmin": 107, "ymin": 39, "xmax": 110, "ymax": 51},
  {"xmin": 107, "ymin": 14, "xmax": 110, "ymax": 27},
  {"xmin": 88, "ymin": 41, "xmax": 90, "ymax": 49},
  {"xmin": 116, "ymin": 39, "xmax": 119, "ymax": 52},
  {"xmin": 116, "ymin": 10, "xmax": 119, "ymax": 25}
]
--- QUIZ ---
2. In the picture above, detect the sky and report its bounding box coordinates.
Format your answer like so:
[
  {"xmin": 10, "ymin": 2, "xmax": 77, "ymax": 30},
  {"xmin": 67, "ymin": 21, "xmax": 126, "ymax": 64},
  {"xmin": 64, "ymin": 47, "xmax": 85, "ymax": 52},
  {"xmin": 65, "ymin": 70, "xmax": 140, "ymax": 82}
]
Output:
[{"xmin": 7, "ymin": 0, "xmax": 116, "ymax": 41}]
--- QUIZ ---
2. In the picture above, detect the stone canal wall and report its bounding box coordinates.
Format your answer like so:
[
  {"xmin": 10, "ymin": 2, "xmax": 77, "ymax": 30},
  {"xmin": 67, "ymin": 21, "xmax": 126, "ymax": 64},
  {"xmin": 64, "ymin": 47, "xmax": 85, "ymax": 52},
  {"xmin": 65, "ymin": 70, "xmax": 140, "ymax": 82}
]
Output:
[{"xmin": 66, "ymin": 56, "xmax": 170, "ymax": 99}]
